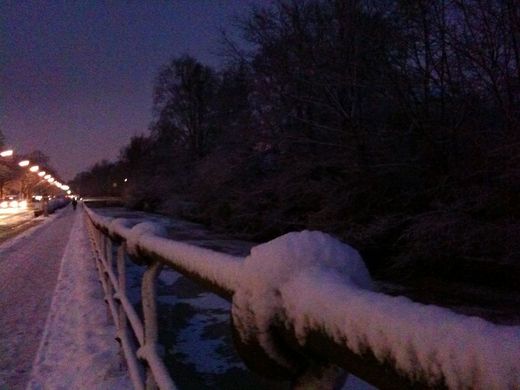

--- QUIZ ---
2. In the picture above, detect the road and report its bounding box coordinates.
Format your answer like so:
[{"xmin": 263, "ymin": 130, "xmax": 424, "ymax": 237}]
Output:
[{"xmin": 0, "ymin": 208, "xmax": 40, "ymax": 244}]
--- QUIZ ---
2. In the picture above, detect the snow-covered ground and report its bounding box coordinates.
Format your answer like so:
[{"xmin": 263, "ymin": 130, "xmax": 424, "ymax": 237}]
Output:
[
  {"xmin": 0, "ymin": 208, "xmax": 71, "ymax": 389},
  {"xmin": 0, "ymin": 206, "xmax": 129, "ymax": 390},
  {"xmin": 26, "ymin": 207, "xmax": 130, "ymax": 389}
]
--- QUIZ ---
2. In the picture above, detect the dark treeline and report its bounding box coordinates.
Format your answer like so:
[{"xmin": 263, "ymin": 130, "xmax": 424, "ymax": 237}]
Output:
[{"xmin": 72, "ymin": 0, "xmax": 519, "ymax": 282}]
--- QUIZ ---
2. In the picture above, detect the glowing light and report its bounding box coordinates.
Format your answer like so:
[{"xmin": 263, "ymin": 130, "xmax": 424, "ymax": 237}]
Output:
[
  {"xmin": 124, "ymin": 178, "xmax": 128, "ymax": 182},
  {"xmin": 0, "ymin": 150, "xmax": 13, "ymax": 157},
  {"xmin": 18, "ymin": 160, "xmax": 30, "ymax": 167},
  {"xmin": 38, "ymin": 171, "xmax": 46, "ymax": 177},
  {"xmin": 29, "ymin": 165, "xmax": 39, "ymax": 172},
  {"xmin": 48, "ymin": 178, "xmax": 55, "ymax": 183},
  {"xmin": 62, "ymin": 185, "xmax": 70, "ymax": 191},
  {"xmin": 0, "ymin": 201, "xmax": 8, "ymax": 208},
  {"xmin": 19, "ymin": 200, "xmax": 27, "ymax": 208},
  {"xmin": 34, "ymin": 195, "xmax": 43, "ymax": 201},
  {"xmin": 9, "ymin": 200, "xmax": 18, "ymax": 208},
  {"xmin": 44, "ymin": 174, "xmax": 51, "ymax": 179},
  {"xmin": 67, "ymin": 190, "xmax": 71, "ymax": 194}
]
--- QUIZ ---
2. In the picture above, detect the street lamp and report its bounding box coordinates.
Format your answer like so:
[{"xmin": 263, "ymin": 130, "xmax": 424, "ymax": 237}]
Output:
[
  {"xmin": 29, "ymin": 165, "xmax": 39, "ymax": 172},
  {"xmin": 0, "ymin": 150, "xmax": 13, "ymax": 157},
  {"xmin": 19, "ymin": 160, "xmax": 30, "ymax": 167},
  {"xmin": 38, "ymin": 171, "xmax": 46, "ymax": 177}
]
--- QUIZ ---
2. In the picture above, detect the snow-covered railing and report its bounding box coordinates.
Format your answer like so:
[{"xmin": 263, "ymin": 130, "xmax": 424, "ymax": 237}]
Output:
[{"xmin": 84, "ymin": 205, "xmax": 520, "ymax": 390}]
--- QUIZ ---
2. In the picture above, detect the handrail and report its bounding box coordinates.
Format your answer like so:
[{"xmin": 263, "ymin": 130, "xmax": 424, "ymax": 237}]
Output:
[{"xmin": 83, "ymin": 205, "xmax": 520, "ymax": 390}]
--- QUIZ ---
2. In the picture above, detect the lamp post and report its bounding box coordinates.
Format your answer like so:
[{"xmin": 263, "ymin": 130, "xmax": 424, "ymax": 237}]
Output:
[{"xmin": 1, "ymin": 149, "xmax": 71, "ymax": 205}]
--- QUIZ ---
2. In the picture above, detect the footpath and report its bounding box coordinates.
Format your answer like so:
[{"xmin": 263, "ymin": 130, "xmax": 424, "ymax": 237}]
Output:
[{"xmin": 0, "ymin": 206, "xmax": 129, "ymax": 390}]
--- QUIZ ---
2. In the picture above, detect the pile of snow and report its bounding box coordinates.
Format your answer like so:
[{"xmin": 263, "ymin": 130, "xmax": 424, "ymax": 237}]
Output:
[
  {"xmin": 232, "ymin": 230, "xmax": 520, "ymax": 388},
  {"xmin": 232, "ymin": 230, "xmax": 374, "ymax": 369},
  {"xmin": 126, "ymin": 221, "xmax": 168, "ymax": 255},
  {"xmin": 108, "ymin": 217, "xmax": 135, "ymax": 238}
]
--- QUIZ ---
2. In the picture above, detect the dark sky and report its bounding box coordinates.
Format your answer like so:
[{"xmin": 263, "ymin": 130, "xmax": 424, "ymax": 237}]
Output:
[{"xmin": 1, "ymin": 0, "xmax": 263, "ymax": 181}]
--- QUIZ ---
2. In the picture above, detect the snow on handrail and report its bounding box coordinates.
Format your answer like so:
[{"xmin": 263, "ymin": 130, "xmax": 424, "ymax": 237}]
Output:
[
  {"xmin": 84, "ymin": 205, "xmax": 520, "ymax": 390},
  {"xmin": 84, "ymin": 206, "xmax": 243, "ymax": 297}
]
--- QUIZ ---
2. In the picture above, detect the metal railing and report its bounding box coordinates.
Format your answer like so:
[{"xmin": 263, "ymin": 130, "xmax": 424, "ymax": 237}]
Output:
[{"xmin": 83, "ymin": 205, "xmax": 520, "ymax": 390}]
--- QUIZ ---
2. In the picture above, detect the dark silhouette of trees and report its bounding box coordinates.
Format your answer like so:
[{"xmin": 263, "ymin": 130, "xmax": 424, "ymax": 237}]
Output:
[
  {"xmin": 71, "ymin": 160, "xmax": 122, "ymax": 198},
  {"xmin": 73, "ymin": 0, "xmax": 519, "ymax": 284},
  {"xmin": 152, "ymin": 56, "xmax": 219, "ymax": 159}
]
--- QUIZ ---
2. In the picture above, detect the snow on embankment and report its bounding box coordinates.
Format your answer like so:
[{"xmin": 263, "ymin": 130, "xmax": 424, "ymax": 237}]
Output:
[{"xmin": 85, "ymin": 206, "xmax": 520, "ymax": 389}]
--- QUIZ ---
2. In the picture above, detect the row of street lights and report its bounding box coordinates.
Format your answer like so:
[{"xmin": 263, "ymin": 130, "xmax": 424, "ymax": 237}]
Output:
[{"xmin": 0, "ymin": 148, "xmax": 73, "ymax": 197}]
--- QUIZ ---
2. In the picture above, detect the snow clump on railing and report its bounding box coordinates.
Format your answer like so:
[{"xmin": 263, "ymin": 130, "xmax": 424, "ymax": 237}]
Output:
[
  {"xmin": 231, "ymin": 230, "xmax": 374, "ymax": 369},
  {"xmin": 126, "ymin": 222, "xmax": 169, "ymax": 256}
]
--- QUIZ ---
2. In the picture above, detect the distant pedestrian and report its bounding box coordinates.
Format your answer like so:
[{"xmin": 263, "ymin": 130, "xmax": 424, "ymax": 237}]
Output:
[{"xmin": 72, "ymin": 198, "xmax": 77, "ymax": 210}]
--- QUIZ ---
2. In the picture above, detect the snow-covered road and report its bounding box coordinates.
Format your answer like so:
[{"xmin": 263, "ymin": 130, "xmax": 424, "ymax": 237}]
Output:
[
  {"xmin": 0, "ymin": 208, "xmax": 33, "ymax": 224},
  {"xmin": 0, "ymin": 207, "xmax": 72, "ymax": 389}
]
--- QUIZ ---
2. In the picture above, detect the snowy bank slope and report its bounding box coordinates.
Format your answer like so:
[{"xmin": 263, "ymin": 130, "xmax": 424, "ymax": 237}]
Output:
[{"xmin": 27, "ymin": 211, "xmax": 130, "ymax": 389}]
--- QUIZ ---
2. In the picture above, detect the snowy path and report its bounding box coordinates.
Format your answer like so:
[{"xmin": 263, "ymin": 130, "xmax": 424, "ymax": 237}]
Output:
[
  {"xmin": 0, "ymin": 207, "xmax": 73, "ymax": 389},
  {"xmin": 27, "ymin": 206, "xmax": 129, "ymax": 389},
  {"xmin": 0, "ymin": 206, "xmax": 129, "ymax": 389}
]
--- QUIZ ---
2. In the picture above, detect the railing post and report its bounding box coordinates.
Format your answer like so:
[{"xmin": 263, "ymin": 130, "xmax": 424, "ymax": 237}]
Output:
[
  {"xmin": 103, "ymin": 235, "xmax": 113, "ymax": 321},
  {"xmin": 116, "ymin": 241, "xmax": 146, "ymax": 389},
  {"xmin": 116, "ymin": 242, "xmax": 127, "ymax": 335},
  {"xmin": 142, "ymin": 260, "xmax": 162, "ymax": 390},
  {"xmin": 138, "ymin": 260, "xmax": 176, "ymax": 390}
]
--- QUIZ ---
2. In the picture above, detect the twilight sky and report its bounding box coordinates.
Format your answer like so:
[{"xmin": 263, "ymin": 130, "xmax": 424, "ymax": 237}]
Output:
[{"xmin": 1, "ymin": 0, "xmax": 263, "ymax": 181}]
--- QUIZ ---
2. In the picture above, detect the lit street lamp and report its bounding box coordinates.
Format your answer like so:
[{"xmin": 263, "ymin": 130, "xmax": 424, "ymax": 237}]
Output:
[
  {"xmin": 29, "ymin": 165, "xmax": 39, "ymax": 172},
  {"xmin": 18, "ymin": 160, "xmax": 30, "ymax": 167},
  {"xmin": 0, "ymin": 150, "xmax": 14, "ymax": 157}
]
